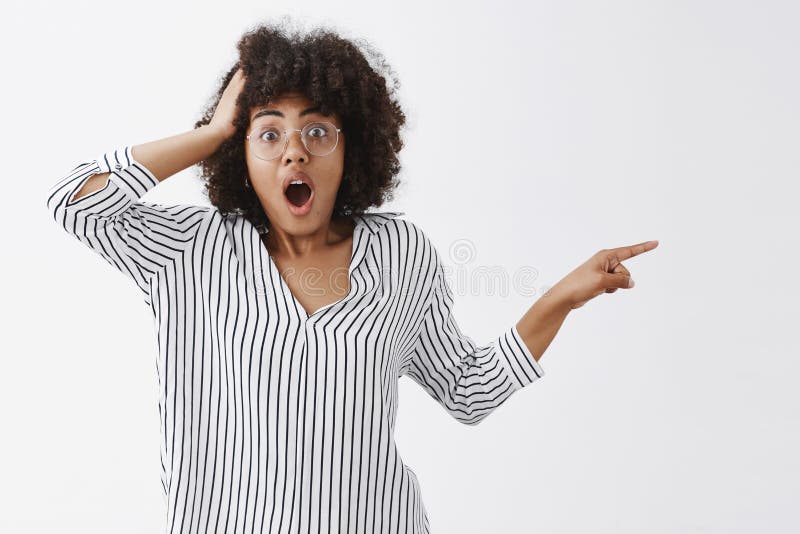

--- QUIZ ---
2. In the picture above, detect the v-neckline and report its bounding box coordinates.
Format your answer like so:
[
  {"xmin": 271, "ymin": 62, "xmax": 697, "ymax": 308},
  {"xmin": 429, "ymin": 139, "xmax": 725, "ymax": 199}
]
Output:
[{"xmin": 250, "ymin": 216, "xmax": 367, "ymax": 320}]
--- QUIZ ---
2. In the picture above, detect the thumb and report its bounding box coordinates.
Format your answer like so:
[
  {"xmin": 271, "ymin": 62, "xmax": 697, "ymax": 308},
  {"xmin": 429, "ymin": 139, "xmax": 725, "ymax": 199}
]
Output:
[{"xmin": 604, "ymin": 272, "xmax": 634, "ymax": 289}]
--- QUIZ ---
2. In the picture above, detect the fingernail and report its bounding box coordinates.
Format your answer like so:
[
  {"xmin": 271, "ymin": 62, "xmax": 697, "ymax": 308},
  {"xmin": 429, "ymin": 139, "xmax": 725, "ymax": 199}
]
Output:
[{"xmin": 628, "ymin": 278, "xmax": 635, "ymax": 288}]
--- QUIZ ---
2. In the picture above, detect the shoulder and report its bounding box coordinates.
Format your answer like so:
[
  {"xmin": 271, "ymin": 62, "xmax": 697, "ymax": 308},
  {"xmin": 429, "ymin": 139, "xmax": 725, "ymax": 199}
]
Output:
[
  {"xmin": 359, "ymin": 211, "xmax": 429, "ymax": 246},
  {"xmin": 361, "ymin": 211, "xmax": 444, "ymax": 274},
  {"xmin": 355, "ymin": 210, "xmax": 406, "ymax": 234}
]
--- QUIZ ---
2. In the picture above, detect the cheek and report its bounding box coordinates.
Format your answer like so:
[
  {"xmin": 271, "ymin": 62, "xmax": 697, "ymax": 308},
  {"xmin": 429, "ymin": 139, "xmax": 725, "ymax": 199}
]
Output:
[
  {"xmin": 245, "ymin": 156, "xmax": 279, "ymax": 185},
  {"xmin": 319, "ymin": 166, "xmax": 345, "ymax": 194}
]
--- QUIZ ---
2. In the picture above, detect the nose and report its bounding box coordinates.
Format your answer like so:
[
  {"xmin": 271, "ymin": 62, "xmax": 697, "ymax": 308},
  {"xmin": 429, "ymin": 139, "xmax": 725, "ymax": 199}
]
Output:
[{"xmin": 282, "ymin": 130, "xmax": 308, "ymax": 163}]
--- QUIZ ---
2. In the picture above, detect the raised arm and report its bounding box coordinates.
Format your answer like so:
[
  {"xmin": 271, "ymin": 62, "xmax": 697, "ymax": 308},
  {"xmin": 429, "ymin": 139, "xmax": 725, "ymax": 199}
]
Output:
[
  {"xmin": 68, "ymin": 68, "xmax": 244, "ymax": 202},
  {"xmin": 45, "ymin": 69, "xmax": 245, "ymax": 302},
  {"xmin": 68, "ymin": 126, "xmax": 229, "ymax": 203}
]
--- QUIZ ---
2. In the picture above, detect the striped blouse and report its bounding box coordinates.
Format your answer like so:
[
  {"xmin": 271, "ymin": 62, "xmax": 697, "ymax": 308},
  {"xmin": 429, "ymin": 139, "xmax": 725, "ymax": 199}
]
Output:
[{"xmin": 45, "ymin": 145, "xmax": 545, "ymax": 534}]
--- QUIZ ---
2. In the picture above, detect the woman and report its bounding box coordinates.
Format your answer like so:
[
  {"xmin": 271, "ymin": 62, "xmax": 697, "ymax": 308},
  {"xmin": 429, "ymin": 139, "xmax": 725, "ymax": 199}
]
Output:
[{"xmin": 46, "ymin": 21, "xmax": 657, "ymax": 534}]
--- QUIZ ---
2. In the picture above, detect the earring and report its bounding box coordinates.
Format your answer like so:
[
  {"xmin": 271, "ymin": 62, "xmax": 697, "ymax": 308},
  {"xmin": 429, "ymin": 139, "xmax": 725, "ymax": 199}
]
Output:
[{"xmin": 244, "ymin": 174, "xmax": 250, "ymax": 188}]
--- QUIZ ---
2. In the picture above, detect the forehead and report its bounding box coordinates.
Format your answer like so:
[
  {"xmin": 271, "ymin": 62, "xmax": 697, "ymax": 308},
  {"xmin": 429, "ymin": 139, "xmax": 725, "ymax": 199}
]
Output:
[{"xmin": 250, "ymin": 93, "xmax": 318, "ymax": 120}]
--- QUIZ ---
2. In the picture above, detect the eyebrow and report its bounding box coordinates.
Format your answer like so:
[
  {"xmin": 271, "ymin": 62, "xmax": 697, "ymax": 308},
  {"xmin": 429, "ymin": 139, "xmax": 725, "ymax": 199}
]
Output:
[{"xmin": 251, "ymin": 106, "xmax": 327, "ymax": 121}]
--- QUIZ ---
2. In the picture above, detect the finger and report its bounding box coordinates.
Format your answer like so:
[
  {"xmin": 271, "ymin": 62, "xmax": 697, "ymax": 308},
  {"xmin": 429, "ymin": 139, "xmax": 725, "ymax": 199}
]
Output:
[
  {"xmin": 605, "ymin": 264, "xmax": 630, "ymax": 292},
  {"xmin": 612, "ymin": 263, "xmax": 630, "ymax": 276},
  {"xmin": 607, "ymin": 240, "xmax": 659, "ymax": 262},
  {"xmin": 605, "ymin": 255, "xmax": 631, "ymax": 274},
  {"xmin": 604, "ymin": 272, "xmax": 634, "ymax": 290}
]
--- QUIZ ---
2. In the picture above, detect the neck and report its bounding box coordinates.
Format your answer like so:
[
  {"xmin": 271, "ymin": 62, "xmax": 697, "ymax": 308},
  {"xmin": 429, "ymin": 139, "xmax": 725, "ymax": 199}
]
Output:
[{"xmin": 262, "ymin": 215, "xmax": 354, "ymax": 260}]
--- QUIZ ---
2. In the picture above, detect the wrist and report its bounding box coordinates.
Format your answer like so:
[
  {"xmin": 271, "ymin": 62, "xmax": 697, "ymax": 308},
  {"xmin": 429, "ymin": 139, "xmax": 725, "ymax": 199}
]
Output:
[
  {"xmin": 203, "ymin": 123, "xmax": 234, "ymax": 147},
  {"xmin": 539, "ymin": 284, "xmax": 574, "ymax": 316}
]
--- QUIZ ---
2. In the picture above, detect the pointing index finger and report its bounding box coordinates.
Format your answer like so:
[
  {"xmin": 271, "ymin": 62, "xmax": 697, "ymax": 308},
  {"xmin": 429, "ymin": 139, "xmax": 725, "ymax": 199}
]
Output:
[{"xmin": 611, "ymin": 240, "xmax": 659, "ymax": 261}]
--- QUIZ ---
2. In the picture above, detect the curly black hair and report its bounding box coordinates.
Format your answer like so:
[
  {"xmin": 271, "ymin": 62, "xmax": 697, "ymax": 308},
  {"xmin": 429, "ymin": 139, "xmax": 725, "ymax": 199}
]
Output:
[{"xmin": 193, "ymin": 18, "xmax": 407, "ymax": 231}]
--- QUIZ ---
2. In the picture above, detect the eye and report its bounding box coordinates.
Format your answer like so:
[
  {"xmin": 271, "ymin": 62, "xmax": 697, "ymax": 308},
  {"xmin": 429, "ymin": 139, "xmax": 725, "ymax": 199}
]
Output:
[
  {"xmin": 307, "ymin": 125, "xmax": 328, "ymax": 138},
  {"xmin": 257, "ymin": 127, "xmax": 280, "ymax": 142}
]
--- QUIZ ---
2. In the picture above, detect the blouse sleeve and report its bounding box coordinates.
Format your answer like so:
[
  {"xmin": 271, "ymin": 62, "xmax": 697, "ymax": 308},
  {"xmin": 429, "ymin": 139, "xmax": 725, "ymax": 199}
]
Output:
[
  {"xmin": 45, "ymin": 145, "xmax": 208, "ymax": 304},
  {"xmin": 402, "ymin": 242, "xmax": 545, "ymax": 426}
]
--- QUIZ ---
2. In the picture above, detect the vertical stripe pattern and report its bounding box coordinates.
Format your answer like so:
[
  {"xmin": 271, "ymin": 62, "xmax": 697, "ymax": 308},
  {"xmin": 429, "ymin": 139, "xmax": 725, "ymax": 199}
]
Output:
[{"xmin": 46, "ymin": 146, "xmax": 546, "ymax": 533}]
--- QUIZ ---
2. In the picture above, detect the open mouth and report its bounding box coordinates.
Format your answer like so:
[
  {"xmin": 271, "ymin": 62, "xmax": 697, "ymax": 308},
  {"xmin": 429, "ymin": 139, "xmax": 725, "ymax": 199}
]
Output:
[{"xmin": 285, "ymin": 182, "xmax": 313, "ymax": 208}]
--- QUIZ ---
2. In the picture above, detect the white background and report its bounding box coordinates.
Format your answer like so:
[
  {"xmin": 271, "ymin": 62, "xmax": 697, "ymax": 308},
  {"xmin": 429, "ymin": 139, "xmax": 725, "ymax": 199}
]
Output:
[{"xmin": 2, "ymin": 0, "xmax": 798, "ymax": 532}]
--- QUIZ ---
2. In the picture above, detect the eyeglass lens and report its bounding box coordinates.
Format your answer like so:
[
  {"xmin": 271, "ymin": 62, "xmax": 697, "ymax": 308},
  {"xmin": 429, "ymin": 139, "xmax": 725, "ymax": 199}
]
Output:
[{"xmin": 249, "ymin": 121, "xmax": 338, "ymax": 160}]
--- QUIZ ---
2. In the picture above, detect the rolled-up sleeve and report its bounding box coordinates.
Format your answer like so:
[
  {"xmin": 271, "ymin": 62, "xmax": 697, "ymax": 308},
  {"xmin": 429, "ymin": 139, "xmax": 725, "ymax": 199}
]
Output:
[
  {"xmin": 45, "ymin": 145, "xmax": 208, "ymax": 303},
  {"xmin": 403, "ymin": 243, "xmax": 545, "ymax": 426}
]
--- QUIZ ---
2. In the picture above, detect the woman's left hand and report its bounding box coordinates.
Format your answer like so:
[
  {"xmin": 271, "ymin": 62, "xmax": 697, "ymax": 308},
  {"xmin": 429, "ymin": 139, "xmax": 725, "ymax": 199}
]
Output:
[{"xmin": 546, "ymin": 240, "xmax": 659, "ymax": 310}]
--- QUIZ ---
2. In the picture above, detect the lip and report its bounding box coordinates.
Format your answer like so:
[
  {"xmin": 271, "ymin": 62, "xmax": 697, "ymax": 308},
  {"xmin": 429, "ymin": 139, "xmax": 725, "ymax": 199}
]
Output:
[
  {"xmin": 281, "ymin": 170, "xmax": 315, "ymax": 195},
  {"xmin": 282, "ymin": 170, "xmax": 315, "ymax": 216}
]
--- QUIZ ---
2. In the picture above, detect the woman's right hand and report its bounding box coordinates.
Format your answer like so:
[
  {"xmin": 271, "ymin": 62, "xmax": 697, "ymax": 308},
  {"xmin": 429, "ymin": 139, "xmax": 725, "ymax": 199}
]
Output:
[{"xmin": 208, "ymin": 67, "xmax": 246, "ymax": 140}]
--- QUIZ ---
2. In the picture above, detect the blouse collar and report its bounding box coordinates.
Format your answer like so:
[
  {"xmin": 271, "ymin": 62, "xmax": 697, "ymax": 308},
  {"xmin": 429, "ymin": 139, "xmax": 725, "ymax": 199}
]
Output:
[{"xmin": 254, "ymin": 210, "xmax": 405, "ymax": 236}]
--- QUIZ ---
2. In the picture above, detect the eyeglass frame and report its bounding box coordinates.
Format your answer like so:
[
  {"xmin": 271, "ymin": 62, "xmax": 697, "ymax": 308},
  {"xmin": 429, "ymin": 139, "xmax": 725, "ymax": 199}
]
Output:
[{"xmin": 245, "ymin": 120, "xmax": 343, "ymax": 161}]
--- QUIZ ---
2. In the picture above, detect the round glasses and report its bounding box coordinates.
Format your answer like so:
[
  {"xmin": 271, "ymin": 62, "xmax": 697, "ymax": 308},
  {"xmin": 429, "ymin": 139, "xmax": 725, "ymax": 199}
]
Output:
[{"xmin": 246, "ymin": 121, "xmax": 342, "ymax": 161}]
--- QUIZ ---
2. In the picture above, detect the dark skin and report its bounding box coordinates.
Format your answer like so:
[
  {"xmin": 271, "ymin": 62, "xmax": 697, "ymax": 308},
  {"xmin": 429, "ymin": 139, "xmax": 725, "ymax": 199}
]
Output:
[
  {"xmin": 211, "ymin": 68, "xmax": 660, "ymax": 359},
  {"xmin": 248, "ymin": 92, "xmax": 356, "ymax": 316},
  {"xmin": 267, "ymin": 233, "xmax": 355, "ymax": 317},
  {"xmin": 225, "ymin": 70, "xmax": 356, "ymax": 315}
]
